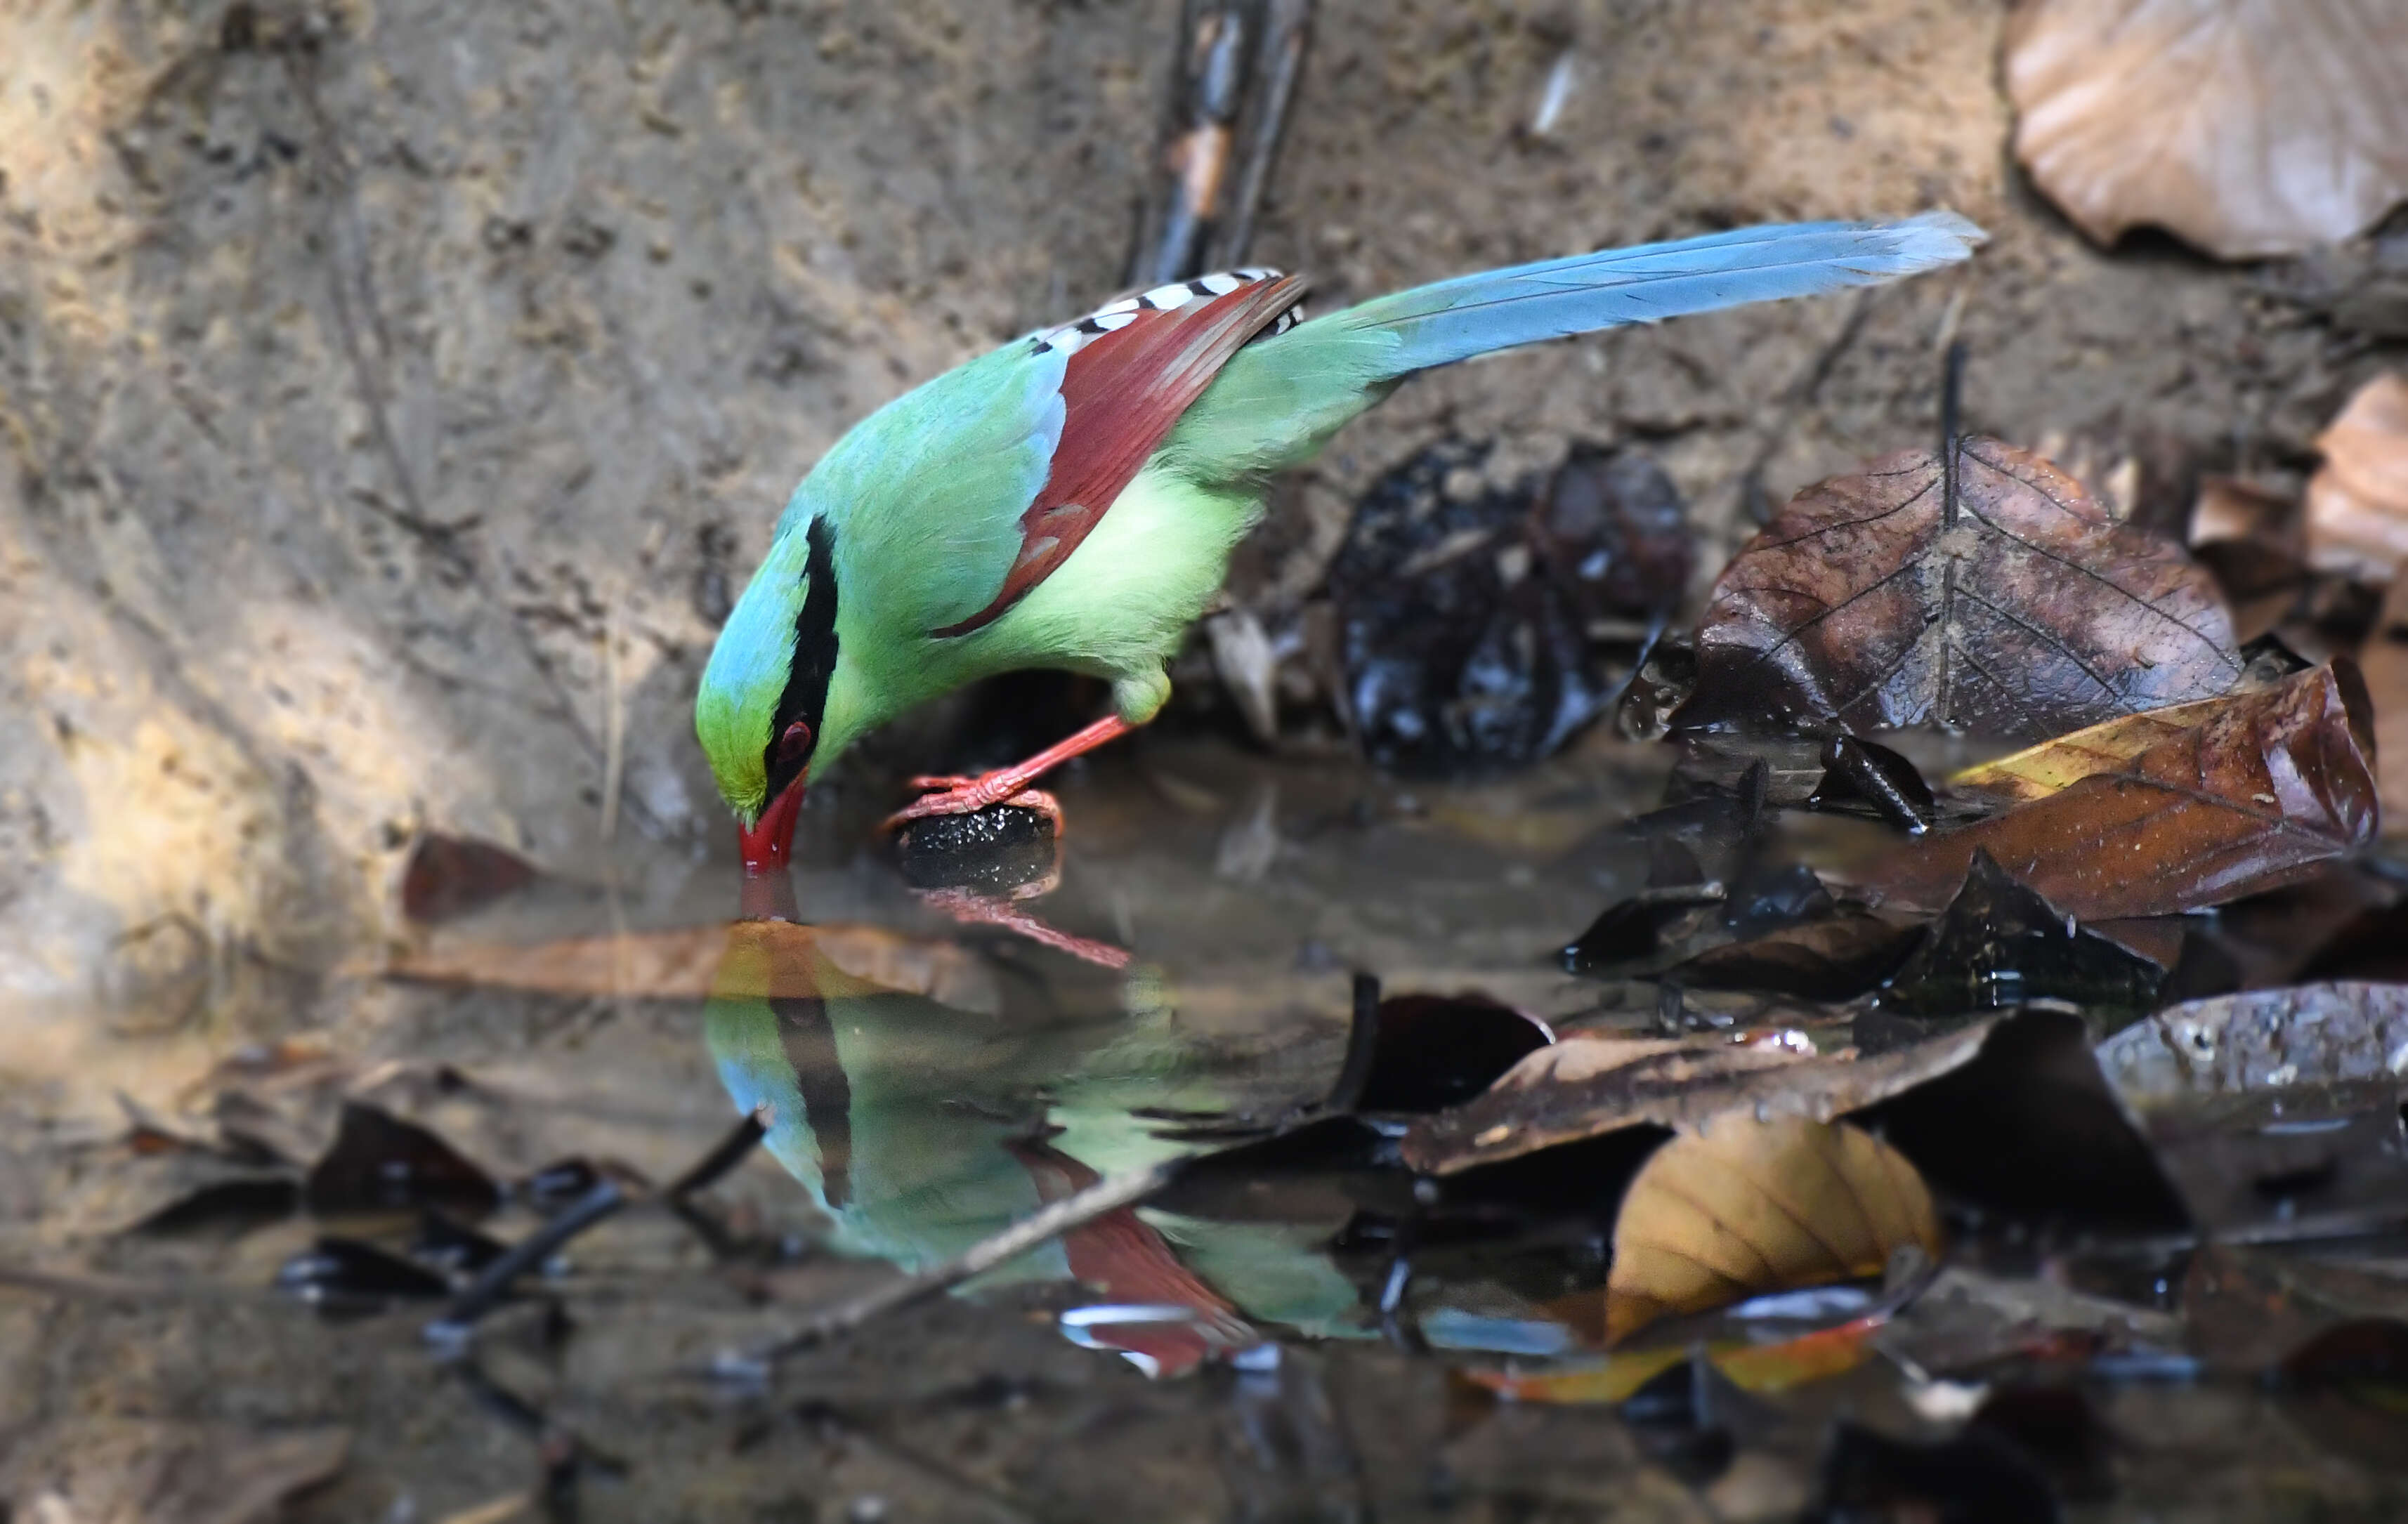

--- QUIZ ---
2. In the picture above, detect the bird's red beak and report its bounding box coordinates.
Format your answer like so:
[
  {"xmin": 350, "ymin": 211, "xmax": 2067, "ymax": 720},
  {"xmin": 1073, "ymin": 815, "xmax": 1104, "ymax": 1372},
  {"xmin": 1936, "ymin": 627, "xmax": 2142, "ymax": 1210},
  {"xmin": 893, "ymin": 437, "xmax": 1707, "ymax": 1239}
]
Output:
[{"xmin": 740, "ymin": 777, "xmax": 806, "ymax": 878}]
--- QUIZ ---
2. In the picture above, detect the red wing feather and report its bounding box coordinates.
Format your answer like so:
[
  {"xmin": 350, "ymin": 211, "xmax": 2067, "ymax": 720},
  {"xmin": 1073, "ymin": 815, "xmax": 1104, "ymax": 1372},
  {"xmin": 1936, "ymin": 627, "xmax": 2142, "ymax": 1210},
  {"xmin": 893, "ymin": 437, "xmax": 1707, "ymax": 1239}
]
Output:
[{"xmin": 931, "ymin": 273, "xmax": 1308, "ymax": 638}]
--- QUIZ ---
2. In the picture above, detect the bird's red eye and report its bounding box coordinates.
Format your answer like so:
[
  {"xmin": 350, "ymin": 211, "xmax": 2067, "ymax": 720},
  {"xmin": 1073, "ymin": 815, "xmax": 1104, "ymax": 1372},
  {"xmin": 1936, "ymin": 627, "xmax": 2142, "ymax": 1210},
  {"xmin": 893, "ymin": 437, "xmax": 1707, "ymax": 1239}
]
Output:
[{"xmin": 776, "ymin": 719, "xmax": 813, "ymax": 766}]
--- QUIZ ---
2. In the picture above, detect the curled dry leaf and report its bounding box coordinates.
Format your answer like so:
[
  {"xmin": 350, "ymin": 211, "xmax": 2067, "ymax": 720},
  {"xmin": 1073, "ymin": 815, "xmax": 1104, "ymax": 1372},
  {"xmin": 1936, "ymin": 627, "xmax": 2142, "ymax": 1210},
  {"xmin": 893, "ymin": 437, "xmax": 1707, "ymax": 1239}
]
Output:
[
  {"xmin": 386, "ymin": 920, "xmax": 1004, "ymax": 1014},
  {"xmin": 2096, "ymin": 981, "xmax": 2408, "ymax": 1104},
  {"xmin": 1402, "ymin": 1019, "xmax": 2000, "ymax": 1176},
  {"xmin": 1860, "ymin": 662, "xmax": 2378, "ymax": 919},
  {"xmin": 1678, "ymin": 439, "xmax": 2239, "ymax": 740},
  {"xmin": 2308, "ymin": 372, "xmax": 2408, "ymax": 582},
  {"xmin": 2005, "ymin": 0, "xmax": 2408, "ymax": 258},
  {"xmin": 1581, "ymin": 1117, "xmax": 1940, "ymax": 1346}
]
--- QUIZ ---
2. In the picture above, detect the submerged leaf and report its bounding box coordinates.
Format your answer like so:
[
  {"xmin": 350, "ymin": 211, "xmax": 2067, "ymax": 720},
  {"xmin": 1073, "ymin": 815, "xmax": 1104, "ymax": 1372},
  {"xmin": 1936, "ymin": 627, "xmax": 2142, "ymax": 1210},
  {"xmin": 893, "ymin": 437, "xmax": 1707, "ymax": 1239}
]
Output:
[
  {"xmin": 387, "ymin": 921, "xmax": 1003, "ymax": 1013},
  {"xmin": 1860, "ymin": 663, "xmax": 2378, "ymax": 918},
  {"xmin": 1585, "ymin": 1117, "xmax": 1939, "ymax": 1346},
  {"xmin": 2005, "ymin": 0, "xmax": 2408, "ymax": 258},
  {"xmin": 302, "ymin": 1103, "xmax": 499, "ymax": 1218},
  {"xmin": 2308, "ymin": 372, "xmax": 2408, "ymax": 580},
  {"xmin": 1679, "ymin": 438, "xmax": 2238, "ymax": 739}
]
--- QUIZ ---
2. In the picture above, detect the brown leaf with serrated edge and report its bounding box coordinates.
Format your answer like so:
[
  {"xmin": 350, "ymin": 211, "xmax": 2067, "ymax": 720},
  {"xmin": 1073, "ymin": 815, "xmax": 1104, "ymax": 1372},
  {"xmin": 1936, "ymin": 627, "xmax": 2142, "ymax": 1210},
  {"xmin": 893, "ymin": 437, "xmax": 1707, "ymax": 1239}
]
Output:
[
  {"xmin": 1402, "ymin": 1018, "xmax": 2001, "ymax": 1176},
  {"xmin": 1677, "ymin": 438, "xmax": 2238, "ymax": 740},
  {"xmin": 386, "ymin": 921, "xmax": 1003, "ymax": 1013},
  {"xmin": 1569, "ymin": 1117, "xmax": 1940, "ymax": 1346},
  {"xmin": 2005, "ymin": 0, "xmax": 2408, "ymax": 259},
  {"xmin": 2308, "ymin": 372, "xmax": 2408, "ymax": 582},
  {"xmin": 1861, "ymin": 662, "xmax": 2378, "ymax": 918}
]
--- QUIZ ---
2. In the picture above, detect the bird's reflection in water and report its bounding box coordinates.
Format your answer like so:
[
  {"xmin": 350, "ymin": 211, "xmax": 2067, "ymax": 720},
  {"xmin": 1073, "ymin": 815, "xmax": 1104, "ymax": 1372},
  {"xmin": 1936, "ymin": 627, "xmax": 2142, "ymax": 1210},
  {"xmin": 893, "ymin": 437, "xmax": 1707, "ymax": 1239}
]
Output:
[{"xmin": 707, "ymin": 807, "xmax": 1359, "ymax": 1377}]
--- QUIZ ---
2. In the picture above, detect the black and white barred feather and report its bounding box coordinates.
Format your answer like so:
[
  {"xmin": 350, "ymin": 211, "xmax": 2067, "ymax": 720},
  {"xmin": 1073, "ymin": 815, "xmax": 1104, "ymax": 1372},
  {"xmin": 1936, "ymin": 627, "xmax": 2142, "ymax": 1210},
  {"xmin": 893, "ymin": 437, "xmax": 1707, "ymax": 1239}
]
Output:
[{"xmin": 1027, "ymin": 268, "xmax": 1304, "ymax": 357}]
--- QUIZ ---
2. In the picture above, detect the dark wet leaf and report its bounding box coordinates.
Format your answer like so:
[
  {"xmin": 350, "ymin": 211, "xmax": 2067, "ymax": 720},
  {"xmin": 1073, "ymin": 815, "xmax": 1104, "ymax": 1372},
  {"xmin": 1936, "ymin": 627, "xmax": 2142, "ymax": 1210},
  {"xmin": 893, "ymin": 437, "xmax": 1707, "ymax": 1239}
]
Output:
[
  {"xmin": 1859, "ymin": 663, "xmax": 2378, "ymax": 919},
  {"xmin": 2095, "ymin": 982, "xmax": 2408, "ymax": 1102},
  {"xmin": 302, "ymin": 1103, "xmax": 500, "ymax": 1218},
  {"xmin": 1880, "ymin": 850, "xmax": 2163, "ymax": 1017},
  {"xmin": 1969, "ymin": 1387, "xmax": 2114, "ymax": 1504},
  {"xmin": 895, "ymin": 803, "xmax": 1058, "ymax": 894},
  {"xmin": 1328, "ymin": 438, "xmax": 1676, "ymax": 774},
  {"xmin": 1559, "ymin": 884, "xmax": 1722, "ymax": 976},
  {"xmin": 277, "ymin": 1235, "xmax": 450, "ymax": 1311},
  {"xmin": 2276, "ymin": 1319, "xmax": 2408, "ymax": 1476},
  {"xmin": 1804, "ymin": 1419, "xmax": 2060, "ymax": 1524},
  {"xmin": 1403, "ymin": 1016, "xmax": 2003, "ymax": 1176},
  {"xmin": 1721, "ymin": 860, "xmax": 1837, "ymax": 938},
  {"xmin": 1620, "ymin": 1348, "xmax": 1755, "ymax": 1485},
  {"xmin": 1673, "ymin": 913, "xmax": 1922, "ymax": 1001},
  {"xmin": 1807, "ymin": 735, "xmax": 1934, "ymax": 834},
  {"xmin": 411, "ymin": 1209, "xmax": 509, "ymax": 1275},
  {"xmin": 129, "ymin": 1176, "xmax": 299, "ymax": 1237},
  {"xmin": 400, "ymin": 832, "xmax": 538, "ymax": 925},
  {"xmin": 1329, "ymin": 986, "xmax": 1555, "ymax": 1114},
  {"xmin": 1677, "ymin": 437, "xmax": 2238, "ymax": 738},
  {"xmin": 1854, "ymin": 1011, "xmax": 2188, "ymax": 1229}
]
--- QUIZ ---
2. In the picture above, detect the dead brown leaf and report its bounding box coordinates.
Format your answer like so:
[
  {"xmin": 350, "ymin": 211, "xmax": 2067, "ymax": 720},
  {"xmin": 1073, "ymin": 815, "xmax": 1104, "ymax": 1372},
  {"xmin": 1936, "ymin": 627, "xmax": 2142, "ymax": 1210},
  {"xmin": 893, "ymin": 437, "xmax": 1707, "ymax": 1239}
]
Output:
[
  {"xmin": 1576, "ymin": 1117, "xmax": 1939, "ymax": 1346},
  {"xmin": 1402, "ymin": 1019, "xmax": 1999, "ymax": 1176},
  {"xmin": 2355, "ymin": 575, "xmax": 2408, "ymax": 832},
  {"xmin": 386, "ymin": 921, "xmax": 1004, "ymax": 1013},
  {"xmin": 2308, "ymin": 372, "xmax": 2408, "ymax": 582},
  {"xmin": 1860, "ymin": 662, "xmax": 2378, "ymax": 918},
  {"xmin": 1678, "ymin": 438, "xmax": 2238, "ymax": 740},
  {"xmin": 2005, "ymin": 0, "xmax": 2408, "ymax": 258}
]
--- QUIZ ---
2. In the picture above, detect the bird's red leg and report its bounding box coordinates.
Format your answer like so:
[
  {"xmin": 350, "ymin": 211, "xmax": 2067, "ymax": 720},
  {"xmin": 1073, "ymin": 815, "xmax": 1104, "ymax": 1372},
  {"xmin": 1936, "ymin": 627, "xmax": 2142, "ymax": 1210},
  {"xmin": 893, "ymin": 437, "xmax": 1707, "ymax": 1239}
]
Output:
[{"xmin": 883, "ymin": 715, "xmax": 1133, "ymax": 831}]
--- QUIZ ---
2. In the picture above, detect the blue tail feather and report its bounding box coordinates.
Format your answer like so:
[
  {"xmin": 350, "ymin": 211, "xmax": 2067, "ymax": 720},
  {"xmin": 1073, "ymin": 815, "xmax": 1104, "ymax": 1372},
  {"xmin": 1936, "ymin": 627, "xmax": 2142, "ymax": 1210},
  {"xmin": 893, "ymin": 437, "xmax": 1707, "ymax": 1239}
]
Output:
[{"xmin": 1341, "ymin": 211, "xmax": 1984, "ymax": 376}]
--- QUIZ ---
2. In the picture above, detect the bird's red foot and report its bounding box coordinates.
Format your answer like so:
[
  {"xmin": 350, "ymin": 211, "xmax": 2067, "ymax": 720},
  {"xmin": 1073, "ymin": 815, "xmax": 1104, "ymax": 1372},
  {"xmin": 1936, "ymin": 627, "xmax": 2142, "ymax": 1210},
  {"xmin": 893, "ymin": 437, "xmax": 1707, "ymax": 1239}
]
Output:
[{"xmin": 883, "ymin": 776, "xmax": 1064, "ymax": 834}]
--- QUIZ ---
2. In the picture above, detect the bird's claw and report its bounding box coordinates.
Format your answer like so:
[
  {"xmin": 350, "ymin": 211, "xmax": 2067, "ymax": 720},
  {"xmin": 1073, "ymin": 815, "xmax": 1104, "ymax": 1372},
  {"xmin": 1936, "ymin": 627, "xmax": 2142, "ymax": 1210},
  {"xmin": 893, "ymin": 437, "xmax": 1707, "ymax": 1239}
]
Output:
[{"xmin": 883, "ymin": 777, "xmax": 1063, "ymax": 834}]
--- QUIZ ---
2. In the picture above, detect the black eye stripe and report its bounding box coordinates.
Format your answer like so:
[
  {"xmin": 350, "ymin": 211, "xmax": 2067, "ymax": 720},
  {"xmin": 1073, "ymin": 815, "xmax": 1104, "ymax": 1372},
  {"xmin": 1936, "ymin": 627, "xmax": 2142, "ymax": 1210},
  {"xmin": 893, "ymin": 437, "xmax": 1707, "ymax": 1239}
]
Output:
[{"xmin": 763, "ymin": 518, "xmax": 839, "ymax": 799}]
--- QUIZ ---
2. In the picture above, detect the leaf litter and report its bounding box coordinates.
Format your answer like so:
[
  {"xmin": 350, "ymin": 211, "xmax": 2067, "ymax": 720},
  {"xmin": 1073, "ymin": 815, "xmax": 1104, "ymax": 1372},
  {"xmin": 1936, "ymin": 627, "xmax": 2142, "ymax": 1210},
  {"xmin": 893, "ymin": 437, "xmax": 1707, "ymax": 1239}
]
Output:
[{"xmin": 25, "ymin": 401, "xmax": 2408, "ymax": 1518}]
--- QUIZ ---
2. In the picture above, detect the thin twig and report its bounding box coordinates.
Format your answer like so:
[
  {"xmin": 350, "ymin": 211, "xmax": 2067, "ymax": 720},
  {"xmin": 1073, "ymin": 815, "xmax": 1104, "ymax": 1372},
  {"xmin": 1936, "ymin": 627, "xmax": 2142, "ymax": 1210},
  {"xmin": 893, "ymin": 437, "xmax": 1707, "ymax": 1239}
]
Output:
[
  {"xmin": 665, "ymin": 1110, "xmax": 769, "ymax": 1199},
  {"xmin": 724, "ymin": 1156, "xmax": 1189, "ymax": 1372},
  {"xmin": 428, "ymin": 1180, "xmax": 624, "ymax": 1338},
  {"xmin": 1210, "ymin": 0, "xmax": 1314, "ymax": 270}
]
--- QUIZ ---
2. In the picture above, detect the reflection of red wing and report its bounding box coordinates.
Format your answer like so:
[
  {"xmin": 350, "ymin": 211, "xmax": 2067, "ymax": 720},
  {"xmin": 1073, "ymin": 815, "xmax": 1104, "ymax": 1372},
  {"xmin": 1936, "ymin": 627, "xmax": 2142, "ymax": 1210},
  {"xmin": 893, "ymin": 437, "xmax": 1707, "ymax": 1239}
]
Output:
[
  {"xmin": 1009, "ymin": 1138, "xmax": 1256, "ymax": 1378},
  {"xmin": 931, "ymin": 274, "xmax": 1308, "ymax": 638}
]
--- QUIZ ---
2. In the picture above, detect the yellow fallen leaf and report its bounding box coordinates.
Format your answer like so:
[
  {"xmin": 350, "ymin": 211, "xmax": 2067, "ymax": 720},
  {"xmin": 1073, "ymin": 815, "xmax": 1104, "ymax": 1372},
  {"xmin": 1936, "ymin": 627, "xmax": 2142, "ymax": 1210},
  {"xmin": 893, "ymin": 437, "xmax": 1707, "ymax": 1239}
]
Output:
[
  {"xmin": 1464, "ymin": 1315, "xmax": 1885, "ymax": 1404},
  {"xmin": 1948, "ymin": 695, "xmax": 2237, "ymax": 803},
  {"xmin": 1585, "ymin": 1116, "xmax": 1940, "ymax": 1347}
]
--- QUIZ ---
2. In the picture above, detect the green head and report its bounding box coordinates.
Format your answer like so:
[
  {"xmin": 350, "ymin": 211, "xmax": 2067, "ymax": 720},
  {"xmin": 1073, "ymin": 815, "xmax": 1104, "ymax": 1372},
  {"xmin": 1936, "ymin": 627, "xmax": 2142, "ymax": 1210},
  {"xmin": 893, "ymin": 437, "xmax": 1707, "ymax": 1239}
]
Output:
[{"xmin": 697, "ymin": 515, "xmax": 842, "ymax": 874}]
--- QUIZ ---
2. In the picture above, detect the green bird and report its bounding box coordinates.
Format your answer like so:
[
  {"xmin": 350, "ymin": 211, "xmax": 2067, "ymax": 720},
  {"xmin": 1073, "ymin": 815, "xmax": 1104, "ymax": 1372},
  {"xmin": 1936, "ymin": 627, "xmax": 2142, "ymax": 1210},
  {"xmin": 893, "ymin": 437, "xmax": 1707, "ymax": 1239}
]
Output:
[{"xmin": 696, "ymin": 212, "xmax": 1984, "ymax": 873}]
